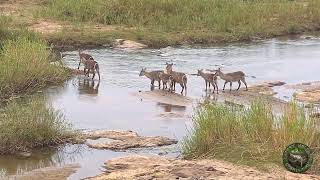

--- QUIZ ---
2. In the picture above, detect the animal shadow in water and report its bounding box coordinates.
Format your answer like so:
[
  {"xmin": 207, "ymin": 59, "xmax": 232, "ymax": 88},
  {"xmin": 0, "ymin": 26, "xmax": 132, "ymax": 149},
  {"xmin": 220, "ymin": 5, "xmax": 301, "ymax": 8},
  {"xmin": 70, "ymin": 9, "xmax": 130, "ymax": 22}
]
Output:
[
  {"xmin": 78, "ymin": 78, "xmax": 100, "ymax": 95},
  {"xmin": 157, "ymin": 102, "xmax": 186, "ymax": 113}
]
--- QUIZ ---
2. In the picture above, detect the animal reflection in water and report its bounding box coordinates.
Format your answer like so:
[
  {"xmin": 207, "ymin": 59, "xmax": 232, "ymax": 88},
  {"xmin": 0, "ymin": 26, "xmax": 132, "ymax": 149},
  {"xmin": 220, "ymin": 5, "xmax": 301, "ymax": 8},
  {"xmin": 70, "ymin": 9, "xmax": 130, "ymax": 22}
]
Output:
[
  {"xmin": 157, "ymin": 102, "xmax": 186, "ymax": 113},
  {"xmin": 78, "ymin": 78, "xmax": 100, "ymax": 95}
]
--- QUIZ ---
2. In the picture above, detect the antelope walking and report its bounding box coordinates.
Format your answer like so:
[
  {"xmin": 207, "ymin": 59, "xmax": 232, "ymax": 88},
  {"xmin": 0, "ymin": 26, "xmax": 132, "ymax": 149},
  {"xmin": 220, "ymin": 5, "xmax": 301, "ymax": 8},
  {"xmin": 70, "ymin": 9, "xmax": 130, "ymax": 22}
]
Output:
[
  {"xmin": 197, "ymin": 69, "xmax": 218, "ymax": 93},
  {"xmin": 215, "ymin": 67, "xmax": 248, "ymax": 91},
  {"xmin": 139, "ymin": 68, "xmax": 163, "ymax": 89},
  {"xmin": 84, "ymin": 59, "xmax": 101, "ymax": 80},
  {"xmin": 165, "ymin": 63, "xmax": 187, "ymax": 94},
  {"xmin": 78, "ymin": 49, "xmax": 93, "ymax": 74},
  {"xmin": 159, "ymin": 72, "xmax": 173, "ymax": 91}
]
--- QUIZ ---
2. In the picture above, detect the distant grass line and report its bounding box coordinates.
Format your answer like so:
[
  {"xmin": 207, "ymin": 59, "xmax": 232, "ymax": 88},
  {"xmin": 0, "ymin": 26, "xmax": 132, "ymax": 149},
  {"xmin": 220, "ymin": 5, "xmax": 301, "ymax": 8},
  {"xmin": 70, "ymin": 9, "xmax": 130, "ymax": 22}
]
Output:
[
  {"xmin": 35, "ymin": 0, "xmax": 320, "ymax": 46},
  {"xmin": 0, "ymin": 96, "xmax": 76, "ymax": 154},
  {"xmin": 0, "ymin": 16, "xmax": 69, "ymax": 99},
  {"xmin": 182, "ymin": 100, "xmax": 320, "ymax": 171}
]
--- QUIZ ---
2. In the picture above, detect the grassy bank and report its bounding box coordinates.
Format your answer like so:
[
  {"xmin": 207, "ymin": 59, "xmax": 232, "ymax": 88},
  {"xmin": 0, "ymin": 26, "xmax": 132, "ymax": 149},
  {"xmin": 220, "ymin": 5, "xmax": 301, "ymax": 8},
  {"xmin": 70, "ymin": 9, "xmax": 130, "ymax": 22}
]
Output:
[
  {"xmin": 0, "ymin": 97, "xmax": 76, "ymax": 155},
  {"xmin": 0, "ymin": 16, "xmax": 69, "ymax": 99},
  {"xmin": 33, "ymin": 0, "xmax": 320, "ymax": 47},
  {"xmin": 182, "ymin": 100, "xmax": 320, "ymax": 171}
]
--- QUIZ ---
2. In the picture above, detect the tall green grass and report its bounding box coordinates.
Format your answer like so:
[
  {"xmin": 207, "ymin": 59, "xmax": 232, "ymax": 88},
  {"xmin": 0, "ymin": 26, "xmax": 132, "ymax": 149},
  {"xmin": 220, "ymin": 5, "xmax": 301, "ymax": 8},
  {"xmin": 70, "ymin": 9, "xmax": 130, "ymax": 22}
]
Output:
[
  {"xmin": 36, "ymin": 0, "xmax": 320, "ymax": 38},
  {"xmin": 0, "ymin": 25, "xmax": 69, "ymax": 99},
  {"xmin": 0, "ymin": 96, "xmax": 75, "ymax": 154},
  {"xmin": 183, "ymin": 100, "xmax": 320, "ymax": 169}
]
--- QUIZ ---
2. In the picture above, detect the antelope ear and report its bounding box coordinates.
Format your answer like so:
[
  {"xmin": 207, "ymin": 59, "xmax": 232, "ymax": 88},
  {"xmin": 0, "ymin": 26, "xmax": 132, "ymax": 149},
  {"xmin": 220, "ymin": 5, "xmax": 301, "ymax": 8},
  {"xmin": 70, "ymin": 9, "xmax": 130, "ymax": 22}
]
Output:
[{"xmin": 165, "ymin": 62, "xmax": 168, "ymax": 65}]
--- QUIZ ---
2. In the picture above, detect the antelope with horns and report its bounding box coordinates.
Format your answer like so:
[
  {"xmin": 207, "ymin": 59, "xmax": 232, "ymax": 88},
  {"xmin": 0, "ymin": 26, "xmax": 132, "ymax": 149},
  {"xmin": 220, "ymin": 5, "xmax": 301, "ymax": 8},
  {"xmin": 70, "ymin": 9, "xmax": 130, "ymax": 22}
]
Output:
[
  {"xmin": 197, "ymin": 69, "xmax": 218, "ymax": 93},
  {"xmin": 215, "ymin": 67, "xmax": 248, "ymax": 91},
  {"xmin": 139, "ymin": 68, "xmax": 163, "ymax": 89},
  {"xmin": 165, "ymin": 62, "xmax": 187, "ymax": 94}
]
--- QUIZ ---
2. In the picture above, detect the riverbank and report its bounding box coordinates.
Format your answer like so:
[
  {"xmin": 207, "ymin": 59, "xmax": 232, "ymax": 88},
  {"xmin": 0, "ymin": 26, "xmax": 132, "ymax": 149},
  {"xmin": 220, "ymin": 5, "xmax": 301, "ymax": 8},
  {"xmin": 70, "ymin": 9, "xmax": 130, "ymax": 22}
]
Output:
[{"xmin": 2, "ymin": 0, "xmax": 320, "ymax": 50}]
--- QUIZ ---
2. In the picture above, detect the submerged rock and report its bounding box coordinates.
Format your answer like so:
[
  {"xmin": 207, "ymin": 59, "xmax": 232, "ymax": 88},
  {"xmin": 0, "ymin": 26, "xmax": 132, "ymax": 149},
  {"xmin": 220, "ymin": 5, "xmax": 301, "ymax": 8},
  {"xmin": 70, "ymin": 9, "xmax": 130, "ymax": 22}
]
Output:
[
  {"xmin": 113, "ymin": 39, "xmax": 147, "ymax": 49},
  {"xmin": 84, "ymin": 155, "xmax": 319, "ymax": 180},
  {"xmin": 12, "ymin": 164, "xmax": 80, "ymax": 180},
  {"xmin": 80, "ymin": 130, "xmax": 177, "ymax": 151}
]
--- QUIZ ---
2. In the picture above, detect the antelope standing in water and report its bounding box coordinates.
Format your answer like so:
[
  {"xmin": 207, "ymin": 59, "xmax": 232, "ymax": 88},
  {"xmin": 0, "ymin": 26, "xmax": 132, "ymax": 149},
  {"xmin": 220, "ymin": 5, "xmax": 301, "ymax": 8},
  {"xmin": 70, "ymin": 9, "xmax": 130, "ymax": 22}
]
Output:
[
  {"xmin": 139, "ymin": 68, "xmax": 163, "ymax": 89},
  {"xmin": 165, "ymin": 63, "xmax": 187, "ymax": 94},
  {"xmin": 197, "ymin": 69, "xmax": 218, "ymax": 93},
  {"xmin": 215, "ymin": 67, "xmax": 248, "ymax": 91},
  {"xmin": 78, "ymin": 49, "xmax": 100, "ymax": 80},
  {"xmin": 159, "ymin": 72, "xmax": 173, "ymax": 91}
]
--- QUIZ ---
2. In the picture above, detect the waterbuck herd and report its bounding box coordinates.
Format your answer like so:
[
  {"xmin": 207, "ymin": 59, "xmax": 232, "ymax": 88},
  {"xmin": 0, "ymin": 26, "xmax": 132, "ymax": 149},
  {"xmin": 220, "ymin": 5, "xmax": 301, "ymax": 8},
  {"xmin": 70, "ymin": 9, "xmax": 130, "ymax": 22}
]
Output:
[{"xmin": 77, "ymin": 50, "xmax": 248, "ymax": 95}]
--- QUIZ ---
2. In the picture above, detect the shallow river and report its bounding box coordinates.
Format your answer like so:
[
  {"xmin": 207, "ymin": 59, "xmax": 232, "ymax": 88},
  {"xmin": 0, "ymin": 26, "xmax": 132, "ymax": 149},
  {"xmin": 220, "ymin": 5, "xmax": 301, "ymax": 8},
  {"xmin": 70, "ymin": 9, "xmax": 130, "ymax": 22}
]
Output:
[{"xmin": 1, "ymin": 35, "xmax": 320, "ymax": 179}]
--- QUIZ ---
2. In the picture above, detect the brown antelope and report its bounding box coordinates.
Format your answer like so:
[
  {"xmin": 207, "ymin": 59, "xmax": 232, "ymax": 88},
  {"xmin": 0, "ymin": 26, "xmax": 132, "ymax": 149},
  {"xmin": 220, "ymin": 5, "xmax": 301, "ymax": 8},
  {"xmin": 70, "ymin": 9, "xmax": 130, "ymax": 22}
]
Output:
[
  {"xmin": 159, "ymin": 72, "xmax": 173, "ymax": 91},
  {"xmin": 84, "ymin": 58, "xmax": 101, "ymax": 80},
  {"xmin": 139, "ymin": 68, "xmax": 163, "ymax": 89},
  {"xmin": 197, "ymin": 69, "xmax": 218, "ymax": 93},
  {"xmin": 165, "ymin": 63, "xmax": 187, "ymax": 94},
  {"xmin": 78, "ymin": 49, "xmax": 94, "ymax": 74},
  {"xmin": 215, "ymin": 67, "xmax": 248, "ymax": 91}
]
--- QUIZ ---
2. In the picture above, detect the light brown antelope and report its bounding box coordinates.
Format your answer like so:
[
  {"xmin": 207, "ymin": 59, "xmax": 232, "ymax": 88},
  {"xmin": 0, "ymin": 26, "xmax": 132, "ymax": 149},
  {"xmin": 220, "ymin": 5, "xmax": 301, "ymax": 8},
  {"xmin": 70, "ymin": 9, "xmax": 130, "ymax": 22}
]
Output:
[
  {"xmin": 78, "ymin": 49, "xmax": 94, "ymax": 74},
  {"xmin": 159, "ymin": 72, "xmax": 173, "ymax": 91},
  {"xmin": 84, "ymin": 58, "xmax": 101, "ymax": 80},
  {"xmin": 139, "ymin": 68, "xmax": 163, "ymax": 89},
  {"xmin": 215, "ymin": 67, "xmax": 248, "ymax": 91},
  {"xmin": 197, "ymin": 69, "xmax": 218, "ymax": 93},
  {"xmin": 165, "ymin": 63, "xmax": 187, "ymax": 94}
]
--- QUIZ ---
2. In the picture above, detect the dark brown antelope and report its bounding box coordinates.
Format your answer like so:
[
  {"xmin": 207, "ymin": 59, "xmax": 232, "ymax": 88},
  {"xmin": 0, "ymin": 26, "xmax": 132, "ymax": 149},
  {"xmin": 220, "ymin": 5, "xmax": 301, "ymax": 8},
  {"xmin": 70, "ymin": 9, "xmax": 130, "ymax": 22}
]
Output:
[
  {"xmin": 139, "ymin": 68, "xmax": 163, "ymax": 89},
  {"xmin": 215, "ymin": 67, "xmax": 248, "ymax": 91},
  {"xmin": 197, "ymin": 69, "xmax": 218, "ymax": 93},
  {"xmin": 165, "ymin": 63, "xmax": 187, "ymax": 94}
]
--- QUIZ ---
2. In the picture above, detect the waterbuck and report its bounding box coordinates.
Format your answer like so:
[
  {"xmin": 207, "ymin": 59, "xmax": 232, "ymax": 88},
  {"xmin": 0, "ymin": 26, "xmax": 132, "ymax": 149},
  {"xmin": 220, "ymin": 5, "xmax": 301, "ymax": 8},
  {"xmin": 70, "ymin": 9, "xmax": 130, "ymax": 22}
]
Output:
[
  {"xmin": 197, "ymin": 69, "xmax": 218, "ymax": 93},
  {"xmin": 84, "ymin": 57, "xmax": 101, "ymax": 80},
  {"xmin": 78, "ymin": 49, "xmax": 94, "ymax": 74},
  {"xmin": 159, "ymin": 72, "xmax": 173, "ymax": 91},
  {"xmin": 139, "ymin": 68, "xmax": 163, "ymax": 89},
  {"xmin": 165, "ymin": 63, "xmax": 187, "ymax": 94},
  {"xmin": 215, "ymin": 67, "xmax": 248, "ymax": 91}
]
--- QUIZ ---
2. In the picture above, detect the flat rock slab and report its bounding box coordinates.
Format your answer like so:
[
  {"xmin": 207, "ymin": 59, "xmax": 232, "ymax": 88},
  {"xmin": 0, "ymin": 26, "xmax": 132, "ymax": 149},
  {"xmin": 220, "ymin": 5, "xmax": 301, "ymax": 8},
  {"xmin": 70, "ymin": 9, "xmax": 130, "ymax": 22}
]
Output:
[
  {"xmin": 284, "ymin": 81, "xmax": 320, "ymax": 103},
  {"xmin": 11, "ymin": 164, "xmax": 80, "ymax": 180},
  {"xmin": 85, "ymin": 155, "xmax": 320, "ymax": 180},
  {"xmin": 113, "ymin": 39, "xmax": 147, "ymax": 49},
  {"xmin": 79, "ymin": 130, "xmax": 177, "ymax": 151},
  {"xmin": 134, "ymin": 90, "xmax": 192, "ymax": 107}
]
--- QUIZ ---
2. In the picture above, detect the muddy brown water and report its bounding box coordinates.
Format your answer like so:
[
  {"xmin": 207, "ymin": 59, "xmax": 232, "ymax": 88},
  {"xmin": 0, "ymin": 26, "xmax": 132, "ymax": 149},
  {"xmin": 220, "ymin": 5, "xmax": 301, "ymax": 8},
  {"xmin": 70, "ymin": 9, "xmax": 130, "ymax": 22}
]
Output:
[{"xmin": 1, "ymin": 36, "xmax": 320, "ymax": 179}]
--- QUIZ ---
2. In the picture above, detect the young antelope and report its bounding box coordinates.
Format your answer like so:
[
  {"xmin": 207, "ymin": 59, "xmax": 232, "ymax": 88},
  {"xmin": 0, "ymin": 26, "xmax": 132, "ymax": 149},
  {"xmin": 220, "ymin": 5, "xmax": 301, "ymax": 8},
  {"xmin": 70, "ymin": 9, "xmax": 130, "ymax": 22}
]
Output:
[
  {"xmin": 139, "ymin": 68, "xmax": 163, "ymax": 89},
  {"xmin": 215, "ymin": 67, "xmax": 248, "ymax": 91},
  {"xmin": 159, "ymin": 72, "xmax": 173, "ymax": 91},
  {"xmin": 165, "ymin": 63, "xmax": 187, "ymax": 94},
  {"xmin": 197, "ymin": 69, "xmax": 218, "ymax": 93},
  {"xmin": 84, "ymin": 57, "xmax": 101, "ymax": 80},
  {"xmin": 78, "ymin": 49, "xmax": 94, "ymax": 74}
]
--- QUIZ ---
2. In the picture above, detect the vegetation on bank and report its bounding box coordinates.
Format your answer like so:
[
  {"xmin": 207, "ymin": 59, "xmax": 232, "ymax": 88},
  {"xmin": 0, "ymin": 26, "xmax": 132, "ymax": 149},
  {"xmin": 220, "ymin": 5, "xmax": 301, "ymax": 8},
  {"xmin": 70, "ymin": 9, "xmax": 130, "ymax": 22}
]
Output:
[
  {"xmin": 182, "ymin": 100, "xmax": 320, "ymax": 170},
  {"xmin": 0, "ymin": 97, "xmax": 76, "ymax": 155},
  {"xmin": 0, "ymin": 16, "xmax": 74, "ymax": 154},
  {"xmin": 0, "ymin": 16, "xmax": 69, "ymax": 99},
  {"xmin": 34, "ymin": 0, "xmax": 320, "ymax": 47}
]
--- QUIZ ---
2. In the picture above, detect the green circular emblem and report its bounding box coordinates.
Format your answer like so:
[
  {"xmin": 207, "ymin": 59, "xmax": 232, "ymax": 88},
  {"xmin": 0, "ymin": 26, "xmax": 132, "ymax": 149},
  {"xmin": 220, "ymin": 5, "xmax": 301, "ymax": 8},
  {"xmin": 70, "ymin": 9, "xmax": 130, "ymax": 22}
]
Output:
[{"xmin": 282, "ymin": 143, "xmax": 313, "ymax": 173}]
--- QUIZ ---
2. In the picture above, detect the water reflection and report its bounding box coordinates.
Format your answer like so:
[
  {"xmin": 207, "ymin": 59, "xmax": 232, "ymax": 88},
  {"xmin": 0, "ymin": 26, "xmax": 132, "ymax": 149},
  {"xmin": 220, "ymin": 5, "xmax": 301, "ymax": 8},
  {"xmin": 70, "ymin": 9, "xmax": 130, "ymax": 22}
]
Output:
[
  {"xmin": 157, "ymin": 102, "xmax": 186, "ymax": 113},
  {"xmin": 78, "ymin": 78, "xmax": 100, "ymax": 95},
  {"xmin": 0, "ymin": 145, "xmax": 83, "ymax": 177}
]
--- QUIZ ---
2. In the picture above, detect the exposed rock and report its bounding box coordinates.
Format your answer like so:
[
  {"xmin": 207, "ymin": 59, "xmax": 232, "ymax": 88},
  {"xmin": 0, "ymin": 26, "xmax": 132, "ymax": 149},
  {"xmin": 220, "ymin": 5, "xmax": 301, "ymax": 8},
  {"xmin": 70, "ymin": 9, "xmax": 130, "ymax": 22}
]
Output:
[
  {"xmin": 17, "ymin": 151, "xmax": 32, "ymax": 158},
  {"xmin": 12, "ymin": 164, "xmax": 80, "ymax": 180},
  {"xmin": 84, "ymin": 155, "xmax": 320, "ymax": 180},
  {"xmin": 262, "ymin": 81, "xmax": 286, "ymax": 87},
  {"xmin": 294, "ymin": 90, "xmax": 320, "ymax": 103},
  {"xmin": 79, "ymin": 130, "xmax": 177, "ymax": 151},
  {"xmin": 285, "ymin": 81, "xmax": 320, "ymax": 91},
  {"xmin": 113, "ymin": 39, "xmax": 147, "ymax": 49}
]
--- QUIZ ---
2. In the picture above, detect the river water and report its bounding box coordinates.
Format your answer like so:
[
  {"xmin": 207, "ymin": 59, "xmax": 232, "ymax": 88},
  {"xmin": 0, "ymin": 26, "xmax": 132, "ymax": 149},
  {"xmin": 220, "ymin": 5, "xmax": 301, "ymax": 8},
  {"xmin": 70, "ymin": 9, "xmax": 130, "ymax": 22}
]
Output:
[{"xmin": 1, "ymin": 35, "xmax": 320, "ymax": 179}]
